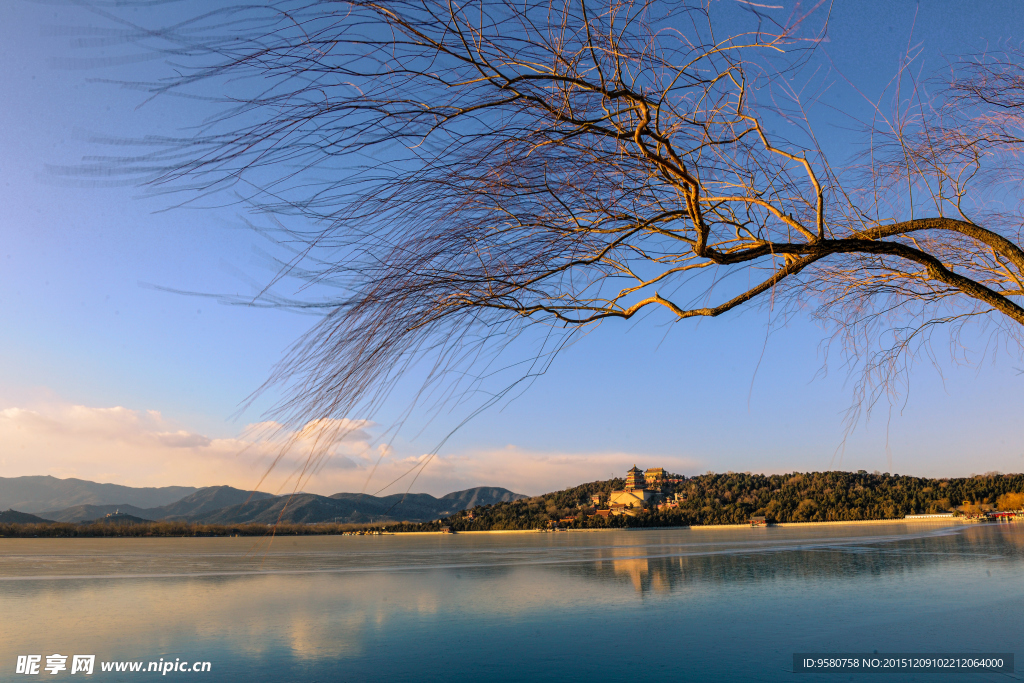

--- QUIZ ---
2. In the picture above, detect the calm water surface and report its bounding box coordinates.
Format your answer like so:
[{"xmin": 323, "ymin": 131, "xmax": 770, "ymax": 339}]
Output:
[{"xmin": 1, "ymin": 523, "xmax": 1022, "ymax": 682}]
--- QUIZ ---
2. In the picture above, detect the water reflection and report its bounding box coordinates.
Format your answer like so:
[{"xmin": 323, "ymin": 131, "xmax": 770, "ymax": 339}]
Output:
[
  {"xmin": 1, "ymin": 523, "xmax": 1022, "ymax": 681},
  {"xmin": 580, "ymin": 524, "xmax": 1024, "ymax": 595}
]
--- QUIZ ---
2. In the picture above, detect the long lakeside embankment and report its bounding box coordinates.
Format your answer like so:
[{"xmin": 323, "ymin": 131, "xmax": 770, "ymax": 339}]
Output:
[
  {"xmin": 0, "ymin": 521, "xmax": 375, "ymax": 538},
  {"xmin": 3, "ymin": 515, "xmax": 1019, "ymax": 539}
]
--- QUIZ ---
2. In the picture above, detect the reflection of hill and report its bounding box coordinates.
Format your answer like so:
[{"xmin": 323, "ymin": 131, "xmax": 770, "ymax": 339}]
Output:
[
  {"xmin": 578, "ymin": 526, "xmax": 1024, "ymax": 595},
  {"xmin": 606, "ymin": 558, "xmax": 671, "ymax": 594},
  {"xmin": 4, "ymin": 525, "xmax": 1023, "ymax": 682}
]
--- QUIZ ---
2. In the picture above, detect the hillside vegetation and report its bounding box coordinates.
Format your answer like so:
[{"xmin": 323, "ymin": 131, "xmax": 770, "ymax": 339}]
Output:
[
  {"xmin": 5, "ymin": 472, "xmax": 1021, "ymax": 537},
  {"xmin": 389, "ymin": 471, "xmax": 1024, "ymax": 532},
  {"xmin": 0, "ymin": 509, "xmax": 52, "ymax": 524}
]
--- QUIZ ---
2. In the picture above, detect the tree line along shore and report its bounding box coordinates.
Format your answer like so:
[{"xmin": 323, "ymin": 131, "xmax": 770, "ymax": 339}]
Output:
[
  {"xmin": 385, "ymin": 470, "xmax": 1024, "ymax": 533},
  {"xmin": 0, "ymin": 520, "xmax": 385, "ymax": 538},
  {"xmin": 2, "ymin": 470, "xmax": 1022, "ymax": 538}
]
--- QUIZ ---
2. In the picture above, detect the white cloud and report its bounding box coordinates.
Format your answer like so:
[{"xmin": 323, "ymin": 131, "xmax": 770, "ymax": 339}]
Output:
[
  {"xmin": 154, "ymin": 431, "xmax": 213, "ymax": 448},
  {"xmin": 0, "ymin": 397, "xmax": 700, "ymax": 496},
  {"xmin": 0, "ymin": 400, "xmax": 377, "ymax": 494}
]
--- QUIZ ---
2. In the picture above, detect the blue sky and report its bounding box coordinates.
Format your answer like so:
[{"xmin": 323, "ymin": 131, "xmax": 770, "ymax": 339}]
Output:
[{"xmin": 2, "ymin": 0, "xmax": 1023, "ymax": 495}]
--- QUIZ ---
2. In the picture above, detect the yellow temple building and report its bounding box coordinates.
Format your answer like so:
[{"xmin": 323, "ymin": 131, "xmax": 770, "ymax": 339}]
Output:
[
  {"xmin": 644, "ymin": 467, "xmax": 665, "ymax": 486},
  {"xmin": 607, "ymin": 465, "xmax": 659, "ymax": 513}
]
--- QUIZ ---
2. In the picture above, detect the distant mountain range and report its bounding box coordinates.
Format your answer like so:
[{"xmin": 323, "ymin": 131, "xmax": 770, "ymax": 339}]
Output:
[
  {"xmin": 0, "ymin": 476, "xmax": 198, "ymax": 514},
  {"xmin": 198, "ymin": 487, "xmax": 525, "ymax": 525},
  {"xmin": 2, "ymin": 476, "xmax": 526, "ymax": 525},
  {"xmin": 37, "ymin": 486, "xmax": 278, "ymax": 523}
]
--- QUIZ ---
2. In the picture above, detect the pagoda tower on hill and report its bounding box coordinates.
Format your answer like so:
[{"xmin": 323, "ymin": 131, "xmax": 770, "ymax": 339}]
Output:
[{"xmin": 624, "ymin": 465, "xmax": 647, "ymax": 491}]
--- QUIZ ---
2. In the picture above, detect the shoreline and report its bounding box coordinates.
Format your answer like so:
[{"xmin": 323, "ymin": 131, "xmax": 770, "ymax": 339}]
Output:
[
  {"xmin": 1, "ymin": 516, "xmax": 1000, "ymax": 540},
  {"xmin": 436, "ymin": 517, "xmax": 979, "ymax": 535},
  {"xmin": 454, "ymin": 517, "xmax": 975, "ymax": 534},
  {"xmin": 692, "ymin": 517, "xmax": 970, "ymax": 530}
]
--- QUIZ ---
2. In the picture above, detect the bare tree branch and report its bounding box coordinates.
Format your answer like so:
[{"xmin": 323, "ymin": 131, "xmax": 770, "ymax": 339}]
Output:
[{"xmin": 72, "ymin": 0, "xmax": 1024, "ymax": 472}]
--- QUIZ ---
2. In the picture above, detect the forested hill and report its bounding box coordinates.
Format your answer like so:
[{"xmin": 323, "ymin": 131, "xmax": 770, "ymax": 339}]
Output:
[{"xmin": 395, "ymin": 471, "xmax": 1024, "ymax": 532}]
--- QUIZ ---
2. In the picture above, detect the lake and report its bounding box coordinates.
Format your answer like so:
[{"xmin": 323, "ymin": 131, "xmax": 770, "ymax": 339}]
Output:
[{"xmin": 1, "ymin": 522, "xmax": 1022, "ymax": 681}]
